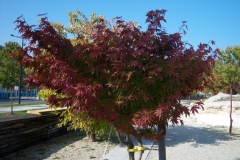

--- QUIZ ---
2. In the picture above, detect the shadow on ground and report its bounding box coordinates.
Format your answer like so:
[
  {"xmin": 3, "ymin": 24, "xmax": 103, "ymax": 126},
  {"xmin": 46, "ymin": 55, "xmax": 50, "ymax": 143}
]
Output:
[{"xmin": 166, "ymin": 125, "xmax": 240, "ymax": 147}]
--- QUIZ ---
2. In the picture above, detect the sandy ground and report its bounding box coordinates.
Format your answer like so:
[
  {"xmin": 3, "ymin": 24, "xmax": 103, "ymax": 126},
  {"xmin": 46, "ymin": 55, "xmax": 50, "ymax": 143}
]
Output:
[
  {"xmin": 2, "ymin": 130, "xmax": 120, "ymax": 160},
  {"xmin": 146, "ymin": 115, "xmax": 240, "ymax": 160}
]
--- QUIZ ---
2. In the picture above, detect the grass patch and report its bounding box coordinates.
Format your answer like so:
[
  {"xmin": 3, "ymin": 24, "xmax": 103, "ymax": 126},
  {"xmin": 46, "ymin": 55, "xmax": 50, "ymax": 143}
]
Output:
[
  {"xmin": 0, "ymin": 108, "xmax": 48, "ymax": 118},
  {"xmin": 0, "ymin": 110, "xmax": 29, "ymax": 118}
]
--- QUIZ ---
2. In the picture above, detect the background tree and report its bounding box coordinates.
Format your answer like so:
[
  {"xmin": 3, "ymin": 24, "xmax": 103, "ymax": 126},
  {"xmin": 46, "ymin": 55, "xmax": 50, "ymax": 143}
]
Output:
[
  {"xmin": 214, "ymin": 45, "xmax": 240, "ymax": 134},
  {"xmin": 14, "ymin": 9, "xmax": 217, "ymax": 160},
  {"xmin": 1, "ymin": 42, "xmax": 21, "ymax": 114},
  {"xmin": 203, "ymin": 73, "xmax": 226, "ymax": 95},
  {"xmin": 0, "ymin": 45, "xmax": 4, "ymax": 84}
]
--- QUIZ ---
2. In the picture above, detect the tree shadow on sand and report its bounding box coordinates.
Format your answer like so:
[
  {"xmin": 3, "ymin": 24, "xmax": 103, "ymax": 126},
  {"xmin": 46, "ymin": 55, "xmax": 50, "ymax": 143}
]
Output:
[
  {"xmin": 2, "ymin": 130, "xmax": 120, "ymax": 160},
  {"xmin": 166, "ymin": 125, "xmax": 240, "ymax": 147}
]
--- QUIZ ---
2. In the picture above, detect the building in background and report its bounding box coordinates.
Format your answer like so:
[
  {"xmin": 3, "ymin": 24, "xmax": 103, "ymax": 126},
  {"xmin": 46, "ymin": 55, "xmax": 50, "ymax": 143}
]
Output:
[{"xmin": 0, "ymin": 84, "xmax": 38, "ymax": 99}]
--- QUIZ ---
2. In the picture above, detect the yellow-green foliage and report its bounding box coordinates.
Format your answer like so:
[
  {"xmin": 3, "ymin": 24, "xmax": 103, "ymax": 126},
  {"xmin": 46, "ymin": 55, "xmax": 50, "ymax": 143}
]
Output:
[
  {"xmin": 38, "ymin": 89, "xmax": 56, "ymax": 100},
  {"xmin": 58, "ymin": 108, "xmax": 113, "ymax": 138},
  {"xmin": 38, "ymin": 89, "xmax": 66, "ymax": 100},
  {"xmin": 38, "ymin": 89, "xmax": 113, "ymax": 139}
]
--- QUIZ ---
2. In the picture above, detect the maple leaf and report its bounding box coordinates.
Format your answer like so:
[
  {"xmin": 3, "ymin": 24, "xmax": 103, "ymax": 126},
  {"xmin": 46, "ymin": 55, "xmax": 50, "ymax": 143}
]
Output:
[{"xmin": 8, "ymin": 52, "xmax": 15, "ymax": 58}]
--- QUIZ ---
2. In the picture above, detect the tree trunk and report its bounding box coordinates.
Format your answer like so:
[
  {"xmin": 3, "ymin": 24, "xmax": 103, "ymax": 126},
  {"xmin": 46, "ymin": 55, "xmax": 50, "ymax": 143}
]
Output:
[
  {"xmin": 158, "ymin": 119, "xmax": 166, "ymax": 160},
  {"xmin": 129, "ymin": 151, "xmax": 135, "ymax": 160},
  {"xmin": 158, "ymin": 135, "xmax": 166, "ymax": 160},
  {"xmin": 88, "ymin": 132, "xmax": 96, "ymax": 142},
  {"xmin": 229, "ymin": 85, "xmax": 233, "ymax": 134},
  {"xmin": 10, "ymin": 88, "xmax": 13, "ymax": 115},
  {"xmin": 116, "ymin": 132, "xmax": 135, "ymax": 160},
  {"xmin": 188, "ymin": 95, "xmax": 191, "ymax": 105},
  {"xmin": 126, "ymin": 134, "xmax": 135, "ymax": 160},
  {"xmin": 137, "ymin": 138, "xmax": 143, "ymax": 160}
]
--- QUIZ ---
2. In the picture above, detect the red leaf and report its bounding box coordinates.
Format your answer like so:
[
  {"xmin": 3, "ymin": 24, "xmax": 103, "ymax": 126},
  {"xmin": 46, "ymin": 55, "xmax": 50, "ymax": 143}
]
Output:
[{"xmin": 8, "ymin": 52, "xmax": 15, "ymax": 58}]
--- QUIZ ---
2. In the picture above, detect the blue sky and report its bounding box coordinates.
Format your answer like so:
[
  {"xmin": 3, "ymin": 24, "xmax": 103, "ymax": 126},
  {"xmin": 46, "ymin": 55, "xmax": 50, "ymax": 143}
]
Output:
[{"xmin": 0, "ymin": 0, "xmax": 239, "ymax": 50}]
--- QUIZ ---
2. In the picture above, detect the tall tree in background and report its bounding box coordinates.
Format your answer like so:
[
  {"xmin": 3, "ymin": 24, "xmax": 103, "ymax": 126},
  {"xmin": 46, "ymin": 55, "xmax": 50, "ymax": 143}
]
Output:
[
  {"xmin": 215, "ymin": 46, "xmax": 240, "ymax": 134},
  {"xmin": 1, "ymin": 42, "xmax": 21, "ymax": 114},
  {"xmin": 14, "ymin": 10, "xmax": 217, "ymax": 160},
  {"xmin": 0, "ymin": 45, "xmax": 4, "ymax": 84}
]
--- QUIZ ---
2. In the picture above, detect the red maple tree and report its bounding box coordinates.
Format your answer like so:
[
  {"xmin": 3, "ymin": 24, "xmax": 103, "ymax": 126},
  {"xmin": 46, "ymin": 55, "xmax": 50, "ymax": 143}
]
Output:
[{"xmin": 14, "ymin": 10, "xmax": 218, "ymax": 160}]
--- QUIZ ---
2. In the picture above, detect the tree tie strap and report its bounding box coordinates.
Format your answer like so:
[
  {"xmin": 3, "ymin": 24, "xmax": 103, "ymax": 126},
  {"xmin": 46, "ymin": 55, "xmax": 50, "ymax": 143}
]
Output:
[{"xmin": 127, "ymin": 146, "xmax": 149, "ymax": 152}]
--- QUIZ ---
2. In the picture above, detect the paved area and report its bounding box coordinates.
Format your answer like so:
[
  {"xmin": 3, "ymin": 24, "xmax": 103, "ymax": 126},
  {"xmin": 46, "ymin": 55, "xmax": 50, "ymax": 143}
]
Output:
[
  {"xmin": 102, "ymin": 137, "xmax": 154, "ymax": 160},
  {"xmin": 0, "ymin": 98, "xmax": 43, "ymax": 105},
  {"xmin": 0, "ymin": 104, "xmax": 48, "ymax": 113}
]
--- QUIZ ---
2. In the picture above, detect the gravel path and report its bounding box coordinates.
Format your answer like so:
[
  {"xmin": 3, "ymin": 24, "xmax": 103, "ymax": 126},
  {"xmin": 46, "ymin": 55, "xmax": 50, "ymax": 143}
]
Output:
[{"xmin": 146, "ymin": 116, "xmax": 240, "ymax": 160}]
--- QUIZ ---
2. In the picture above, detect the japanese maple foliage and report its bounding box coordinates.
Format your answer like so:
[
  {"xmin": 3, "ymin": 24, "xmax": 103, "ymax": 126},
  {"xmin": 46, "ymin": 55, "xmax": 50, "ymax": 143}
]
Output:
[{"xmin": 14, "ymin": 10, "xmax": 217, "ymax": 142}]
